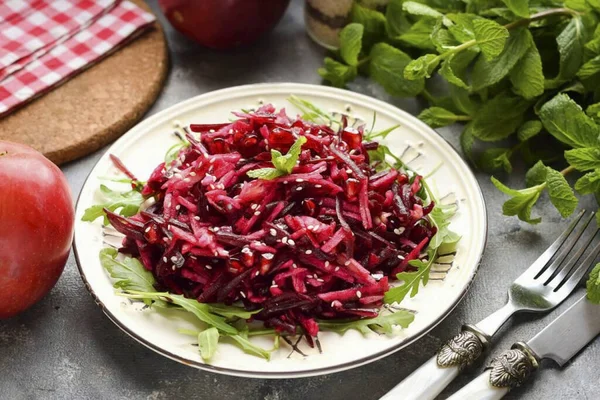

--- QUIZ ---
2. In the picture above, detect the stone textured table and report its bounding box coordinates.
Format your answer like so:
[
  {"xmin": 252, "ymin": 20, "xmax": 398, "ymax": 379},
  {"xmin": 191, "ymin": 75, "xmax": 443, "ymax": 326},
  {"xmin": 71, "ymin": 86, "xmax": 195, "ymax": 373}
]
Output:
[{"xmin": 2, "ymin": 1, "xmax": 597, "ymax": 399}]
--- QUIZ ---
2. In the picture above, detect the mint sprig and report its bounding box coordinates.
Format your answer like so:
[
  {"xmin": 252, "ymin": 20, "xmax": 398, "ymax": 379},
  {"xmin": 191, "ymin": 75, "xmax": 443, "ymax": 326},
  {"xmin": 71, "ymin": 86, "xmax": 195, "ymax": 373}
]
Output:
[{"xmin": 247, "ymin": 136, "xmax": 307, "ymax": 180}]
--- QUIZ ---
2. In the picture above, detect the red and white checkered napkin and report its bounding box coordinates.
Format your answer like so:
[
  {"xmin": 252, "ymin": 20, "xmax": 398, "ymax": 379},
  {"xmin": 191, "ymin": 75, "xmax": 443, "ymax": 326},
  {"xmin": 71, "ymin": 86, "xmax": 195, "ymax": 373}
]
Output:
[{"xmin": 0, "ymin": 0, "xmax": 156, "ymax": 117}]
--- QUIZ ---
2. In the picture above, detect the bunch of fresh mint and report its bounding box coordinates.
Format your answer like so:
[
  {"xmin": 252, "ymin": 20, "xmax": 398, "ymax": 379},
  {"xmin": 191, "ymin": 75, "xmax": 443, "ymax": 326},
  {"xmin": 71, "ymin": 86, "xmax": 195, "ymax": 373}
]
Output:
[{"xmin": 319, "ymin": 0, "xmax": 600, "ymax": 227}]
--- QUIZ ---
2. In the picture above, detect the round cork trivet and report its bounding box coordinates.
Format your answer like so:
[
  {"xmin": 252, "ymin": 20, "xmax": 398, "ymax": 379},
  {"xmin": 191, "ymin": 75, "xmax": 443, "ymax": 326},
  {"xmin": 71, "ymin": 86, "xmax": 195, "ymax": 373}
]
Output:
[{"xmin": 0, "ymin": 0, "xmax": 168, "ymax": 165}]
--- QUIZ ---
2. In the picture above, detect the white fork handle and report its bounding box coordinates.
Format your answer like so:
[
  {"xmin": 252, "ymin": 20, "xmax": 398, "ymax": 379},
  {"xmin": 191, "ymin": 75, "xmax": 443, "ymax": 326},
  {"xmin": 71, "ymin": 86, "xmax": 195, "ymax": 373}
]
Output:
[
  {"xmin": 379, "ymin": 356, "xmax": 460, "ymax": 400},
  {"xmin": 446, "ymin": 370, "xmax": 509, "ymax": 400}
]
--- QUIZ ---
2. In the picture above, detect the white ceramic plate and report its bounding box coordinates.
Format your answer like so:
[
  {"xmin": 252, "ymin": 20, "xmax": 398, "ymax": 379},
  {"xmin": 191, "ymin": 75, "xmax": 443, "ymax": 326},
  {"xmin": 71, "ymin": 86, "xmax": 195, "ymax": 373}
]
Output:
[{"xmin": 74, "ymin": 83, "xmax": 487, "ymax": 378}]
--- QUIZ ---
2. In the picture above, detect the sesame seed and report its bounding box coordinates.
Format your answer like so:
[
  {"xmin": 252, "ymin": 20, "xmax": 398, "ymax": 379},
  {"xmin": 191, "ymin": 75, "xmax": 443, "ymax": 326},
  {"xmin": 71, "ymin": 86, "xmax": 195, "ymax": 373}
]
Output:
[
  {"xmin": 397, "ymin": 255, "xmax": 405, "ymax": 260},
  {"xmin": 163, "ymin": 237, "xmax": 169, "ymax": 242},
  {"xmin": 213, "ymin": 227, "xmax": 220, "ymax": 232},
  {"xmin": 214, "ymin": 251, "xmax": 219, "ymax": 256},
  {"xmin": 394, "ymin": 227, "xmax": 406, "ymax": 235},
  {"xmin": 287, "ymin": 239, "xmax": 295, "ymax": 246},
  {"xmin": 251, "ymin": 203, "xmax": 258, "ymax": 210},
  {"xmin": 372, "ymin": 273, "xmax": 384, "ymax": 280},
  {"xmin": 271, "ymin": 284, "xmax": 278, "ymax": 288},
  {"xmin": 206, "ymin": 265, "xmax": 212, "ymax": 270},
  {"xmin": 172, "ymin": 266, "xmax": 176, "ymax": 271},
  {"xmin": 210, "ymin": 158, "xmax": 215, "ymax": 164},
  {"xmin": 344, "ymin": 260, "xmax": 351, "ymax": 266},
  {"xmin": 292, "ymin": 263, "xmax": 298, "ymax": 268},
  {"xmin": 145, "ymin": 226, "xmax": 151, "ymax": 233},
  {"xmin": 325, "ymin": 261, "xmax": 330, "ymax": 267},
  {"xmin": 263, "ymin": 253, "xmax": 274, "ymax": 260},
  {"xmin": 226, "ymin": 204, "xmax": 233, "ymax": 210},
  {"xmin": 240, "ymin": 291, "xmax": 246, "ymax": 298},
  {"xmin": 189, "ymin": 172, "xmax": 196, "ymax": 176},
  {"xmin": 307, "ymin": 225, "xmax": 314, "ymax": 230},
  {"xmin": 315, "ymin": 184, "xmax": 322, "ymax": 188},
  {"xmin": 296, "ymin": 187, "xmax": 303, "ymax": 191},
  {"xmin": 335, "ymin": 266, "xmax": 340, "ymax": 272},
  {"xmin": 194, "ymin": 216, "xmax": 201, "ymax": 220},
  {"xmin": 175, "ymin": 205, "xmax": 181, "ymax": 210},
  {"xmin": 283, "ymin": 181, "xmax": 288, "ymax": 184},
  {"xmin": 269, "ymin": 228, "xmax": 277, "ymax": 236},
  {"xmin": 346, "ymin": 169, "xmax": 352, "ymax": 174},
  {"xmin": 356, "ymin": 291, "xmax": 362, "ymax": 298},
  {"xmin": 162, "ymin": 257, "xmax": 168, "ymax": 263},
  {"xmin": 331, "ymin": 301, "xmax": 336, "ymax": 307},
  {"xmin": 209, "ymin": 129, "xmax": 215, "ymax": 133},
  {"xmin": 255, "ymin": 271, "xmax": 260, "ymax": 276},
  {"xmin": 183, "ymin": 178, "xmax": 190, "ymax": 183},
  {"xmin": 282, "ymin": 237, "xmax": 288, "ymax": 244},
  {"xmin": 254, "ymin": 211, "xmax": 260, "ymax": 216},
  {"xmin": 305, "ymin": 250, "xmax": 313, "ymax": 255},
  {"xmin": 229, "ymin": 129, "xmax": 233, "ymax": 134},
  {"xmin": 296, "ymin": 178, "xmax": 304, "ymax": 183}
]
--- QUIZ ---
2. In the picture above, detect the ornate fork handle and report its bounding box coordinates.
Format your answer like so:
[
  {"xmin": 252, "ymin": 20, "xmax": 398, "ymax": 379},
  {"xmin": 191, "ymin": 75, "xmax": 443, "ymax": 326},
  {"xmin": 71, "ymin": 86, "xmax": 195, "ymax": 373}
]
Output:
[{"xmin": 436, "ymin": 324, "xmax": 490, "ymax": 369}]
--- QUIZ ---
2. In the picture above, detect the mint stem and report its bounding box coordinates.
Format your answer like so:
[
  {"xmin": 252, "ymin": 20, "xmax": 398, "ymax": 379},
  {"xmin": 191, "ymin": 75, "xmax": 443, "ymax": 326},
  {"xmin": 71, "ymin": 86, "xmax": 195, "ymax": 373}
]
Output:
[{"xmin": 504, "ymin": 8, "xmax": 581, "ymax": 30}]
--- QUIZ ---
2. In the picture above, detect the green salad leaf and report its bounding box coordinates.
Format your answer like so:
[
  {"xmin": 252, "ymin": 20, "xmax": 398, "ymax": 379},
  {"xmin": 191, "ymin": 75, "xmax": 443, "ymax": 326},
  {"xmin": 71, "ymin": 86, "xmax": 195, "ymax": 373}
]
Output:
[
  {"xmin": 318, "ymin": 310, "xmax": 415, "ymax": 335},
  {"xmin": 247, "ymin": 136, "xmax": 307, "ymax": 180},
  {"xmin": 81, "ymin": 184, "xmax": 143, "ymax": 224}
]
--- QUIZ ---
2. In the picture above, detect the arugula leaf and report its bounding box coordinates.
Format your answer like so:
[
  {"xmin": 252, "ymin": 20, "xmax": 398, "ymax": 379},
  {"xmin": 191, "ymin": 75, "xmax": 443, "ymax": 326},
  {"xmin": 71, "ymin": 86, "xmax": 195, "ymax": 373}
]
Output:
[
  {"xmin": 418, "ymin": 107, "xmax": 470, "ymax": 128},
  {"xmin": 206, "ymin": 304, "xmax": 261, "ymax": 320},
  {"xmin": 247, "ymin": 136, "xmax": 307, "ymax": 179},
  {"xmin": 575, "ymin": 170, "xmax": 600, "ymax": 194},
  {"xmin": 384, "ymin": 253, "xmax": 436, "ymax": 304},
  {"xmin": 121, "ymin": 290, "xmax": 238, "ymax": 334},
  {"xmin": 366, "ymin": 124, "xmax": 401, "ymax": 140},
  {"xmin": 565, "ymin": 147, "xmax": 600, "ymax": 171},
  {"xmin": 428, "ymin": 204, "xmax": 461, "ymax": 249},
  {"xmin": 339, "ymin": 23, "xmax": 364, "ymax": 66},
  {"xmin": 491, "ymin": 177, "xmax": 544, "ymax": 224},
  {"xmin": 545, "ymin": 167, "xmax": 578, "ymax": 217},
  {"xmin": 165, "ymin": 141, "xmax": 189, "ymax": 164},
  {"xmin": 228, "ymin": 332, "xmax": 272, "ymax": 360},
  {"xmin": 198, "ymin": 328, "xmax": 219, "ymax": 361},
  {"xmin": 538, "ymin": 93, "xmax": 600, "ymax": 148},
  {"xmin": 369, "ymin": 43, "xmax": 425, "ymax": 97},
  {"xmin": 501, "ymin": 0, "xmax": 529, "ymax": 17},
  {"xmin": 587, "ymin": 263, "xmax": 600, "ymax": 304},
  {"xmin": 479, "ymin": 148, "xmax": 513, "ymax": 173},
  {"xmin": 81, "ymin": 184, "xmax": 144, "ymax": 224},
  {"xmin": 517, "ymin": 120, "xmax": 543, "ymax": 142},
  {"xmin": 472, "ymin": 18, "xmax": 510, "ymax": 60},
  {"xmin": 99, "ymin": 249, "xmax": 164, "ymax": 307},
  {"xmin": 525, "ymin": 161, "xmax": 548, "ymax": 187},
  {"xmin": 470, "ymin": 92, "xmax": 529, "ymax": 141},
  {"xmin": 318, "ymin": 310, "xmax": 414, "ymax": 335},
  {"xmin": 546, "ymin": 16, "xmax": 586, "ymax": 88},
  {"xmin": 472, "ymin": 27, "xmax": 532, "ymax": 91},
  {"xmin": 318, "ymin": 57, "xmax": 357, "ymax": 88},
  {"xmin": 510, "ymin": 41, "xmax": 544, "ymax": 99}
]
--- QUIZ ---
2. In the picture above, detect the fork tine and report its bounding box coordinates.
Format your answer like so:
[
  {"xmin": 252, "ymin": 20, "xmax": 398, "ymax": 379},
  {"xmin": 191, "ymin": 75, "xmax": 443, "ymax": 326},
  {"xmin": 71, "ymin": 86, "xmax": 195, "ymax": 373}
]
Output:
[
  {"xmin": 553, "ymin": 235, "xmax": 600, "ymax": 295},
  {"xmin": 519, "ymin": 210, "xmax": 586, "ymax": 280},
  {"xmin": 544, "ymin": 228, "xmax": 599, "ymax": 287},
  {"xmin": 533, "ymin": 211, "xmax": 594, "ymax": 282}
]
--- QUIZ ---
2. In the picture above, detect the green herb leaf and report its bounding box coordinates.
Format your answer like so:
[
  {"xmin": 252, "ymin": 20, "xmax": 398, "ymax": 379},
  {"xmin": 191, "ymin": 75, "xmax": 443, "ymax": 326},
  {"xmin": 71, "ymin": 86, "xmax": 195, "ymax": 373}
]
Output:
[
  {"xmin": 447, "ymin": 13, "xmax": 476, "ymax": 43},
  {"xmin": 99, "ymin": 249, "xmax": 166, "ymax": 307},
  {"xmin": 439, "ymin": 50, "xmax": 478, "ymax": 89},
  {"xmin": 587, "ymin": 102, "xmax": 600, "ymax": 123},
  {"xmin": 501, "ymin": 0, "xmax": 529, "ymax": 17},
  {"xmin": 545, "ymin": 167, "xmax": 578, "ymax": 218},
  {"xmin": 479, "ymin": 148, "xmax": 513, "ymax": 173},
  {"xmin": 385, "ymin": 0, "xmax": 411, "ymax": 38},
  {"xmin": 247, "ymin": 136, "xmax": 307, "ymax": 180},
  {"xmin": 470, "ymin": 92, "xmax": 529, "ymax": 141},
  {"xmin": 517, "ymin": 120, "xmax": 543, "ymax": 142},
  {"xmin": 491, "ymin": 177, "xmax": 544, "ymax": 224},
  {"xmin": 404, "ymin": 54, "xmax": 440, "ymax": 79},
  {"xmin": 205, "ymin": 304, "xmax": 261, "ymax": 320},
  {"xmin": 472, "ymin": 28, "xmax": 532, "ymax": 91},
  {"xmin": 575, "ymin": 169, "xmax": 600, "ymax": 194},
  {"xmin": 525, "ymin": 161, "xmax": 548, "ymax": 187},
  {"xmin": 460, "ymin": 123, "xmax": 476, "ymax": 163},
  {"xmin": 587, "ymin": 263, "xmax": 600, "ymax": 304},
  {"xmin": 351, "ymin": 3, "xmax": 386, "ymax": 47},
  {"xmin": 198, "ymin": 328, "xmax": 219, "ymax": 361},
  {"xmin": 228, "ymin": 333, "xmax": 272, "ymax": 360},
  {"xmin": 82, "ymin": 185, "xmax": 144, "ymax": 224},
  {"xmin": 402, "ymin": 1, "xmax": 444, "ymax": 19},
  {"xmin": 384, "ymin": 252, "xmax": 436, "ymax": 303},
  {"xmin": 319, "ymin": 310, "xmax": 415, "ymax": 335},
  {"xmin": 318, "ymin": 57, "xmax": 357, "ymax": 88},
  {"xmin": 428, "ymin": 204, "xmax": 461, "ymax": 249},
  {"xmin": 510, "ymin": 41, "xmax": 544, "ymax": 99},
  {"xmin": 369, "ymin": 43, "xmax": 425, "ymax": 97},
  {"xmin": 565, "ymin": 147, "xmax": 600, "ymax": 171},
  {"xmin": 577, "ymin": 55, "xmax": 600, "ymax": 82},
  {"xmin": 394, "ymin": 19, "xmax": 438, "ymax": 51},
  {"xmin": 472, "ymin": 18, "xmax": 510, "ymax": 60},
  {"xmin": 546, "ymin": 16, "xmax": 586, "ymax": 88},
  {"xmin": 539, "ymin": 93, "xmax": 600, "ymax": 148},
  {"xmin": 340, "ymin": 23, "xmax": 364, "ymax": 66},
  {"xmin": 418, "ymin": 107, "xmax": 470, "ymax": 128}
]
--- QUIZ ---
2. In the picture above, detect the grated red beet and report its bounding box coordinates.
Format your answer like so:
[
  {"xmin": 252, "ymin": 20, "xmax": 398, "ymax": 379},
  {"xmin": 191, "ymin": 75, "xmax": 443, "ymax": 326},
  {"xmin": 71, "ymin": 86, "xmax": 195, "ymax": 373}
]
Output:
[{"xmin": 107, "ymin": 104, "xmax": 436, "ymax": 342}]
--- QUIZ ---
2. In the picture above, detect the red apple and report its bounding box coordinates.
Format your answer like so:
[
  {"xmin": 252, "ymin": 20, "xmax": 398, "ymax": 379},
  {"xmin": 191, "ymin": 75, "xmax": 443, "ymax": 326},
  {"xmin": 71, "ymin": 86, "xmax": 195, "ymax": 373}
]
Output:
[
  {"xmin": 158, "ymin": 0, "xmax": 291, "ymax": 49},
  {"xmin": 0, "ymin": 141, "xmax": 74, "ymax": 318}
]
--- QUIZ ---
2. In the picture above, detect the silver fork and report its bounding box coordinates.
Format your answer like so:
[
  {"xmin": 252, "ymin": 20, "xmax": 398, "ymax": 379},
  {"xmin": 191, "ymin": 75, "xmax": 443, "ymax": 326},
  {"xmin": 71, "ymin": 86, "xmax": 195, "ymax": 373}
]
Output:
[{"xmin": 381, "ymin": 210, "xmax": 600, "ymax": 400}]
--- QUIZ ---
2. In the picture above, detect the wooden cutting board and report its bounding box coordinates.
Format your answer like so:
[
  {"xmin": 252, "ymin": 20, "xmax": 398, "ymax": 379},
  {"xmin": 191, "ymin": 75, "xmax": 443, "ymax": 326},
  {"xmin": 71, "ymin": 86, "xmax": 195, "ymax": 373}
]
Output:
[{"xmin": 0, "ymin": 0, "xmax": 168, "ymax": 165}]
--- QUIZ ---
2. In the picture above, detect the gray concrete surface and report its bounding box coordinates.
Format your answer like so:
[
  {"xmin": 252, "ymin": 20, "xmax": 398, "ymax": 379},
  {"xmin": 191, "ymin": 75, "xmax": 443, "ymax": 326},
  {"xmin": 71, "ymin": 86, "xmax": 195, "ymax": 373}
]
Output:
[{"xmin": 1, "ymin": 1, "xmax": 598, "ymax": 399}]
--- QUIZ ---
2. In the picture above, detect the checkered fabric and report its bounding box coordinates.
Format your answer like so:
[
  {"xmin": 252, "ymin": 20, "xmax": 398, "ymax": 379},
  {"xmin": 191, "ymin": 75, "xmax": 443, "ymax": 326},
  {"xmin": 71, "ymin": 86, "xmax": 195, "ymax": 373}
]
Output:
[{"xmin": 0, "ymin": 0, "xmax": 155, "ymax": 116}]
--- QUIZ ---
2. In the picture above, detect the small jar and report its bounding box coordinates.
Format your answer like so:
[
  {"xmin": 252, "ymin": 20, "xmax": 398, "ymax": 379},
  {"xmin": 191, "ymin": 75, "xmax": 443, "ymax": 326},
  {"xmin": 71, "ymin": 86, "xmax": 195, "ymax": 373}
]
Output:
[{"xmin": 304, "ymin": 0, "xmax": 390, "ymax": 50}]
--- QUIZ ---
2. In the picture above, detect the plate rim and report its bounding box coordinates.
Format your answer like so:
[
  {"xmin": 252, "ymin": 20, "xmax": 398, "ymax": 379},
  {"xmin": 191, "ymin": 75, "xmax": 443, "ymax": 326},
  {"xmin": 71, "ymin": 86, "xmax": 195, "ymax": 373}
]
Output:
[{"xmin": 73, "ymin": 82, "xmax": 488, "ymax": 379}]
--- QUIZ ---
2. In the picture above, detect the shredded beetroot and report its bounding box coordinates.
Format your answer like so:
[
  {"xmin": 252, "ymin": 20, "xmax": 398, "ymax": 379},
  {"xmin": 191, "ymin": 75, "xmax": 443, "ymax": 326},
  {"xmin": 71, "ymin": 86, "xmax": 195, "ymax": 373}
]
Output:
[{"xmin": 107, "ymin": 104, "xmax": 436, "ymax": 341}]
